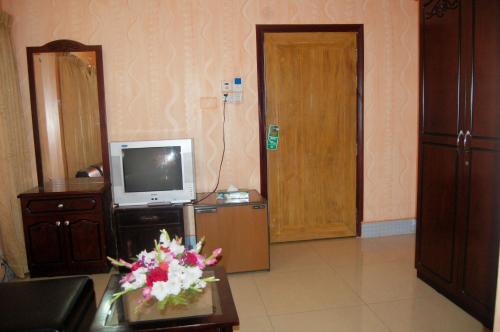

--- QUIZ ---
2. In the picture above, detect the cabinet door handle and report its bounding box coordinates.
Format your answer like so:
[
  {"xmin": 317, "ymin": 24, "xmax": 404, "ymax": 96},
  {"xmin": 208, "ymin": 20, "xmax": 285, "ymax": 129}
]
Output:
[
  {"xmin": 252, "ymin": 204, "xmax": 266, "ymax": 209},
  {"xmin": 64, "ymin": 220, "xmax": 70, "ymax": 226},
  {"xmin": 464, "ymin": 130, "xmax": 471, "ymax": 148},
  {"xmin": 57, "ymin": 203, "xmax": 64, "ymax": 209},
  {"xmin": 195, "ymin": 208, "xmax": 217, "ymax": 214},
  {"xmin": 55, "ymin": 221, "xmax": 61, "ymax": 226},
  {"xmin": 457, "ymin": 130, "xmax": 464, "ymax": 147}
]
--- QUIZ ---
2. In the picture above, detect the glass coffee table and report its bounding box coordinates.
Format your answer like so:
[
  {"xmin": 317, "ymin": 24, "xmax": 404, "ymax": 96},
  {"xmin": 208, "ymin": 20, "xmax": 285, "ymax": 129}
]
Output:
[{"xmin": 90, "ymin": 266, "xmax": 239, "ymax": 331}]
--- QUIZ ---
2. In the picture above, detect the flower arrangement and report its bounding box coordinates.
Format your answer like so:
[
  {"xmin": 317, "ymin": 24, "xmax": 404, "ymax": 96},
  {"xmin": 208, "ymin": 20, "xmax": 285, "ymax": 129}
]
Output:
[{"xmin": 108, "ymin": 229, "xmax": 221, "ymax": 312}]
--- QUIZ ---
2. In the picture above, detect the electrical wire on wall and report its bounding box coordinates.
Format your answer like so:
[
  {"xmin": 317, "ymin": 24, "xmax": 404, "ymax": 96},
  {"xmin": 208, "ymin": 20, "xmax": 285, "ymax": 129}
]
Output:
[{"xmin": 191, "ymin": 94, "xmax": 228, "ymax": 205}]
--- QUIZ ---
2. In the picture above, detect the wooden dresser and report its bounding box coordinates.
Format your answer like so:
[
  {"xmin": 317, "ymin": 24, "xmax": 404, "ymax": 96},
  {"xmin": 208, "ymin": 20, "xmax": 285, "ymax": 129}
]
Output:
[{"xmin": 18, "ymin": 179, "xmax": 111, "ymax": 277}]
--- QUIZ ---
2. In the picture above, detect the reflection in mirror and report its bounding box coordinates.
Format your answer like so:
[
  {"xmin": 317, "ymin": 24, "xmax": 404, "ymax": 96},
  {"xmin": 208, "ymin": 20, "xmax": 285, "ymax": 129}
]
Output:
[
  {"xmin": 34, "ymin": 51, "xmax": 102, "ymax": 181},
  {"xmin": 27, "ymin": 40, "xmax": 109, "ymax": 186}
]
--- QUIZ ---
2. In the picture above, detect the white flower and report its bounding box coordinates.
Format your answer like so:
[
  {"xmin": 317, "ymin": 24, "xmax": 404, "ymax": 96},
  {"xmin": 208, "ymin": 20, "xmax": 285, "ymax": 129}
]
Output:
[
  {"xmin": 122, "ymin": 267, "xmax": 147, "ymax": 290},
  {"xmin": 151, "ymin": 281, "xmax": 169, "ymax": 301},
  {"xmin": 158, "ymin": 250, "xmax": 174, "ymax": 262},
  {"xmin": 169, "ymin": 240, "xmax": 185, "ymax": 256},
  {"xmin": 182, "ymin": 266, "xmax": 203, "ymax": 289},
  {"xmin": 168, "ymin": 260, "xmax": 184, "ymax": 279},
  {"xmin": 165, "ymin": 278, "xmax": 182, "ymax": 296},
  {"xmin": 159, "ymin": 231, "xmax": 170, "ymax": 246},
  {"xmin": 195, "ymin": 279, "xmax": 207, "ymax": 289},
  {"xmin": 137, "ymin": 250, "xmax": 159, "ymax": 269}
]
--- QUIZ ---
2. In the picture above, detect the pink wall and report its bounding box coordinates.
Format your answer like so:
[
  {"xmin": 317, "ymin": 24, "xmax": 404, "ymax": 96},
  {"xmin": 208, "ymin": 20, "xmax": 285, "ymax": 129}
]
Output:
[{"xmin": 2, "ymin": 0, "xmax": 419, "ymax": 223}]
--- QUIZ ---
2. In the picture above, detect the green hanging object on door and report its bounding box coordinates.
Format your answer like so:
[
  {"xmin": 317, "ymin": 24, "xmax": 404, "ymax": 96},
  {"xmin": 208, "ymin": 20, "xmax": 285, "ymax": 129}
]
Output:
[{"xmin": 267, "ymin": 124, "xmax": 280, "ymax": 150}]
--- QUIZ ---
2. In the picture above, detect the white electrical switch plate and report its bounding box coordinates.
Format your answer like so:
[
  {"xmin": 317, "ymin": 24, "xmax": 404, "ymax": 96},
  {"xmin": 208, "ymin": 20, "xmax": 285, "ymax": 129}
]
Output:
[
  {"xmin": 221, "ymin": 80, "xmax": 232, "ymax": 92},
  {"xmin": 232, "ymin": 92, "xmax": 243, "ymax": 103}
]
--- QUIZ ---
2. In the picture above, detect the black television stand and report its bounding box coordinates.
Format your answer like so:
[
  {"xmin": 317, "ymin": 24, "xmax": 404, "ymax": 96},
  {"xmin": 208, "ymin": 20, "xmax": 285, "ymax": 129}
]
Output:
[{"xmin": 113, "ymin": 204, "xmax": 184, "ymax": 261}]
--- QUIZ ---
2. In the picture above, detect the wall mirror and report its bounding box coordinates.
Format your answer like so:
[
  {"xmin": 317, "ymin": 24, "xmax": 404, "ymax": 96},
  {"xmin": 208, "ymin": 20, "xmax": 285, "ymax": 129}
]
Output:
[{"xmin": 27, "ymin": 40, "xmax": 109, "ymax": 186}]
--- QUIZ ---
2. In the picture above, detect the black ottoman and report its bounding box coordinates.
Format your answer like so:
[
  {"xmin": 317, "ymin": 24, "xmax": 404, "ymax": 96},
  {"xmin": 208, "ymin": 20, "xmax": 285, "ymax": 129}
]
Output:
[{"xmin": 0, "ymin": 276, "xmax": 96, "ymax": 332}]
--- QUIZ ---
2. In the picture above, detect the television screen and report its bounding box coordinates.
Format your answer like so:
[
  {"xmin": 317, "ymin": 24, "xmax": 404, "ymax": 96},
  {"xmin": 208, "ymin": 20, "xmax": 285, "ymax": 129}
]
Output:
[{"xmin": 122, "ymin": 146, "xmax": 183, "ymax": 192}]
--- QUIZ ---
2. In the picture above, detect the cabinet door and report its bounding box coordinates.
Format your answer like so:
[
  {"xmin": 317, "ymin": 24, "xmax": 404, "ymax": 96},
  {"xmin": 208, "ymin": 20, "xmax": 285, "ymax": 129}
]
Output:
[
  {"xmin": 458, "ymin": 149, "xmax": 500, "ymax": 324},
  {"xmin": 467, "ymin": 0, "xmax": 500, "ymax": 140},
  {"xmin": 416, "ymin": 144, "xmax": 461, "ymax": 286},
  {"xmin": 196, "ymin": 204, "xmax": 269, "ymax": 273},
  {"xmin": 24, "ymin": 218, "xmax": 66, "ymax": 275},
  {"xmin": 65, "ymin": 214, "xmax": 105, "ymax": 264},
  {"xmin": 421, "ymin": 0, "xmax": 464, "ymax": 136}
]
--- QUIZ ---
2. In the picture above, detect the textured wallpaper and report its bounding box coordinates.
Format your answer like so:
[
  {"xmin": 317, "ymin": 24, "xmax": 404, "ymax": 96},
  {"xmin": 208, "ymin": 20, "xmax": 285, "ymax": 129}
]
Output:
[{"xmin": 3, "ymin": 0, "xmax": 418, "ymax": 223}]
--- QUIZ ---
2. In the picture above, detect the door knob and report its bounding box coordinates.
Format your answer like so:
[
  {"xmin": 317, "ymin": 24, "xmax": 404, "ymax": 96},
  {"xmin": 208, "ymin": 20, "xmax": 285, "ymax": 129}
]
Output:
[
  {"xmin": 457, "ymin": 130, "xmax": 464, "ymax": 147},
  {"xmin": 64, "ymin": 220, "xmax": 70, "ymax": 226},
  {"xmin": 55, "ymin": 221, "xmax": 61, "ymax": 226}
]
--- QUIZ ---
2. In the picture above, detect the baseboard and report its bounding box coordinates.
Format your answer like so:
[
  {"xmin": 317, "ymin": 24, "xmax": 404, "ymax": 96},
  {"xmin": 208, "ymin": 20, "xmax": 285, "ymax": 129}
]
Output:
[{"xmin": 361, "ymin": 219, "xmax": 416, "ymax": 238}]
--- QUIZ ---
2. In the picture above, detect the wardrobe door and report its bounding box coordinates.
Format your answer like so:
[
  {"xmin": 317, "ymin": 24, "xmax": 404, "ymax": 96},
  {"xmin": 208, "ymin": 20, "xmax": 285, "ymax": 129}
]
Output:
[
  {"xmin": 416, "ymin": 0, "xmax": 464, "ymax": 290},
  {"xmin": 420, "ymin": 0, "xmax": 463, "ymax": 136},
  {"xmin": 458, "ymin": 0, "xmax": 500, "ymax": 326}
]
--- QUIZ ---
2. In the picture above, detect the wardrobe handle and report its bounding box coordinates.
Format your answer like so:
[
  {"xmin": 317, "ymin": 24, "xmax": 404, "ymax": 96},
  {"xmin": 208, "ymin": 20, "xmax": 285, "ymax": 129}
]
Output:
[
  {"xmin": 457, "ymin": 130, "xmax": 464, "ymax": 147},
  {"xmin": 64, "ymin": 220, "xmax": 70, "ymax": 226},
  {"xmin": 55, "ymin": 221, "xmax": 61, "ymax": 227},
  {"xmin": 464, "ymin": 130, "xmax": 471, "ymax": 148}
]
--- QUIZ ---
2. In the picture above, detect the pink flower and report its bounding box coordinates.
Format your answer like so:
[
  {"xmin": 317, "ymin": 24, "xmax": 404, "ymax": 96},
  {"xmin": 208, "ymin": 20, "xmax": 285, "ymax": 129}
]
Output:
[
  {"xmin": 131, "ymin": 261, "xmax": 142, "ymax": 271},
  {"xmin": 120, "ymin": 272, "xmax": 135, "ymax": 284},
  {"xmin": 205, "ymin": 248, "xmax": 222, "ymax": 266},
  {"xmin": 142, "ymin": 287, "xmax": 152, "ymax": 300},
  {"xmin": 183, "ymin": 251, "xmax": 206, "ymax": 269}
]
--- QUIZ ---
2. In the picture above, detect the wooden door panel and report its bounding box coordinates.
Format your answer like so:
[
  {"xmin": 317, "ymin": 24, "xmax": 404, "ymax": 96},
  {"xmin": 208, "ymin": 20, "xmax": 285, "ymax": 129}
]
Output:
[
  {"xmin": 417, "ymin": 144, "xmax": 459, "ymax": 282},
  {"xmin": 26, "ymin": 219, "xmax": 65, "ymax": 266},
  {"xmin": 265, "ymin": 32, "xmax": 357, "ymax": 242},
  {"xmin": 422, "ymin": 1, "xmax": 461, "ymax": 135},
  {"xmin": 66, "ymin": 216, "xmax": 103, "ymax": 262},
  {"xmin": 470, "ymin": 0, "xmax": 500, "ymax": 139},
  {"xmin": 461, "ymin": 149, "xmax": 500, "ymax": 309}
]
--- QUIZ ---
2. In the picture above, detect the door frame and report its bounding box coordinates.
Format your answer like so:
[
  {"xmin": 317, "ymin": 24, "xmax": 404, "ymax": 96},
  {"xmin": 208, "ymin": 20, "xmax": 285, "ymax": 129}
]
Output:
[{"xmin": 256, "ymin": 24, "xmax": 364, "ymax": 236}]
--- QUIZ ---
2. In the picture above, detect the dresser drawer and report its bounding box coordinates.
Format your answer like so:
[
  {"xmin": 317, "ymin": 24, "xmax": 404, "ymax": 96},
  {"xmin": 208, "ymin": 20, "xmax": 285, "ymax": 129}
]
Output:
[
  {"xmin": 24, "ymin": 197, "xmax": 100, "ymax": 215},
  {"xmin": 115, "ymin": 208, "xmax": 182, "ymax": 227}
]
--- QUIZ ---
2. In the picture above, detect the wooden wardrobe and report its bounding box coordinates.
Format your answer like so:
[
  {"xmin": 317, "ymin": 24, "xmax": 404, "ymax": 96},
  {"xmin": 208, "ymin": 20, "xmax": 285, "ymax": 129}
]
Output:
[{"xmin": 416, "ymin": 0, "xmax": 499, "ymax": 328}]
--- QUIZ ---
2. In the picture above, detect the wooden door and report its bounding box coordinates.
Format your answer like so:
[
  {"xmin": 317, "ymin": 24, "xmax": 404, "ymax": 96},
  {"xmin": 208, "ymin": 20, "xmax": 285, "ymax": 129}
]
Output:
[
  {"xmin": 416, "ymin": 0, "xmax": 463, "ymax": 292},
  {"xmin": 264, "ymin": 32, "xmax": 358, "ymax": 242}
]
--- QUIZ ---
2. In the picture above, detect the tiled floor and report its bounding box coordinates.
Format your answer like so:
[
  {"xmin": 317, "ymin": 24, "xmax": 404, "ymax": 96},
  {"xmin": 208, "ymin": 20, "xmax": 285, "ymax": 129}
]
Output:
[{"xmin": 90, "ymin": 234, "xmax": 490, "ymax": 332}]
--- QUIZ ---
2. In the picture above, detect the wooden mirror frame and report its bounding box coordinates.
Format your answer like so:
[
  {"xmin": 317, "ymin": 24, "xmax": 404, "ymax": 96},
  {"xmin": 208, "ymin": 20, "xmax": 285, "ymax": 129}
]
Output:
[{"xmin": 27, "ymin": 39, "xmax": 109, "ymax": 186}]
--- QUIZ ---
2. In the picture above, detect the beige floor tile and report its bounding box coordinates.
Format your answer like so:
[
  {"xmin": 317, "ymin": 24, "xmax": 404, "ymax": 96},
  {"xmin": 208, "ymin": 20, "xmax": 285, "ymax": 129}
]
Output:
[
  {"xmin": 89, "ymin": 272, "xmax": 112, "ymax": 305},
  {"xmin": 254, "ymin": 267, "xmax": 362, "ymax": 315},
  {"xmin": 234, "ymin": 315, "xmax": 275, "ymax": 332},
  {"xmin": 228, "ymin": 272, "xmax": 267, "ymax": 317},
  {"xmin": 270, "ymin": 240, "xmax": 330, "ymax": 272},
  {"xmin": 334, "ymin": 259, "xmax": 436, "ymax": 303},
  {"xmin": 310, "ymin": 236, "xmax": 414, "ymax": 270},
  {"xmin": 270, "ymin": 305, "xmax": 390, "ymax": 332},
  {"xmin": 369, "ymin": 292, "xmax": 488, "ymax": 332}
]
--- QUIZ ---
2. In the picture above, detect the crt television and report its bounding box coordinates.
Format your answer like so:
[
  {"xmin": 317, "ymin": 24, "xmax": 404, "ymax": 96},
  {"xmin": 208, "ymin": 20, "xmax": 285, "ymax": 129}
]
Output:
[{"xmin": 109, "ymin": 139, "xmax": 196, "ymax": 206}]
